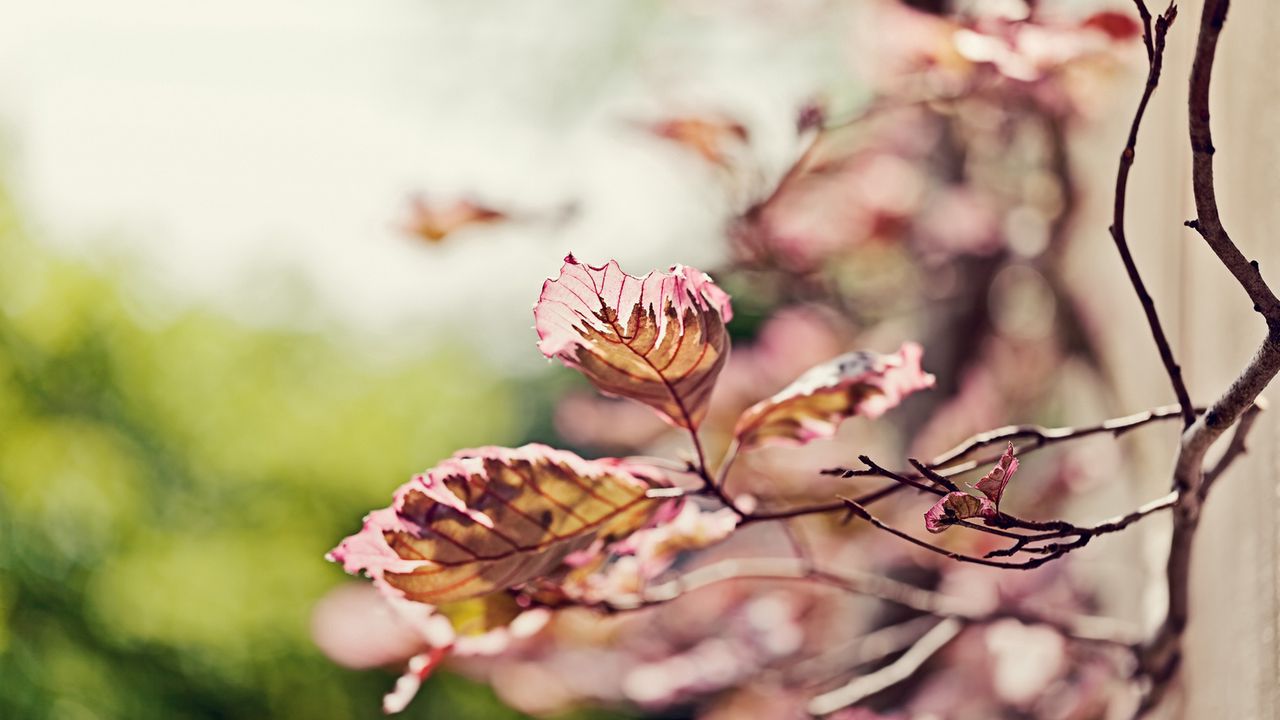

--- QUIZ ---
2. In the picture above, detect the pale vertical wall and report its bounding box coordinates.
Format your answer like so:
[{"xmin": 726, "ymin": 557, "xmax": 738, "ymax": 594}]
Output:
[{"xmin": 1070, "ymin": 1, "xmax": 1280, "ymax": 717}]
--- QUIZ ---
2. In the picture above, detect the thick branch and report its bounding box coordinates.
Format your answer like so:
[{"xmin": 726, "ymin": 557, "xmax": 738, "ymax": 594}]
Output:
[
  {"xmin": 1138, "ymin": 1, "xmax": 1280, "ymax": 712},
  {"xmin": 1185, "ymin": 0, "xmax": 1280, "ymax": 322}
]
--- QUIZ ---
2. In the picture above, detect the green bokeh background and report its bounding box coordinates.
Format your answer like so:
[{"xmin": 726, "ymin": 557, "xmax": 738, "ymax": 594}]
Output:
[{"xmin": 0, "ymin": 183, "xmax": 623, "ymax": 719}]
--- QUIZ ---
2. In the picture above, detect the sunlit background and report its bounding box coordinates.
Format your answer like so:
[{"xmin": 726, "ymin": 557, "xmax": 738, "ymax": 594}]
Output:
[{"xmin": 0, "ymin": 2, "xmax": 854, "ymax": 718}]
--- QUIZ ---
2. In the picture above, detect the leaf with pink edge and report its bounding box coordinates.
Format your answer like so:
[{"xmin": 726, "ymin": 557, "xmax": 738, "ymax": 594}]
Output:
[
  {"xmin": 327, "ymin": 444, "xmax": 671, "ymax": 604},
  {"xmin": 534, "ymin": 255, "xmax": 733, "ymax": 430},
  {"xmin": 732, "ymin": 342, "xmax": 935, "ymax": 451}
]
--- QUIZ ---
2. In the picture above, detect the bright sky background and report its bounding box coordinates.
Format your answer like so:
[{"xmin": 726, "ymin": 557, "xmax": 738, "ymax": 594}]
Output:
[{"xmin": 0, "ymin": 0, "xmax": 846, "ymax": 360}]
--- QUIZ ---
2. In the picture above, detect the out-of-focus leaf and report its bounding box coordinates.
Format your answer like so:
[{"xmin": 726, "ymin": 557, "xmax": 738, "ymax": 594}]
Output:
[
  {"xmin": 1081, "ymin": 11, "xmax": 1143, "ymax": 41},
  {"xmin": 535, "ymin": 255, "xmax": 733, "ymax": 429},
  {"xmin": 381, "ymin": 603, "xmax": 550, "ymax": 715},
  {"xmin": 732, "ymin": 342, "xmax": 934, "ymax": 451},
  {"xmin": 328, "ymin": 444, "xmax": 669, "ymax": 604},
  {"xmin": 383, "ymin": 647, "xmax": 450, "ymax": 714},
  {"xmin": 972, "ymin": 442, "xmax": 1018, "ymax": 508},
  {"xmin": 923, "ymin": 491, "xmax": 995, "ymax": 534},
  {"xmin": 403, "ymin": 194, "xmax": 507, "ymax": 243},
  {"xmin": 643, "ymin": 116, "xmax": 749, "ymax": 167},
  {"xmin": 554, "ymin": 503, "xmax": 739, "ymax": 605}
]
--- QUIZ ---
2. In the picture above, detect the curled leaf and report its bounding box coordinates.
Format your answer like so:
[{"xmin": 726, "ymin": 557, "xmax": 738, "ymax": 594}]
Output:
[
  {"xmin": 328, "ymin": 444, "xmax": 670, "ymax": 604},
  {"xmin": 924, "ymin": 491, "xmax": 996, "ymax": 534},
  {"xmin": 535, "ymin": 255, "xmax": 733, "ymax": 429},
  {"xmin": 972, "ymin": 442, "xmax": 1018, "ymax": 508},
  {"xmin": 732, "ymin": 342, "xmax": 935, "ymax": 451}
]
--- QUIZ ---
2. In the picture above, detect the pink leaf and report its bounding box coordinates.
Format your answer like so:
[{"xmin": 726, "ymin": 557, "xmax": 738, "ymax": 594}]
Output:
[
  {"xmin": 972, "ymin": 442, "xmax": 1018, "ymax": 508},
  {"xmin": 535, "ymin": 255, "xmax": 733, "ymax": 429},
  {"xmin": 328, "ymin": 444, "xmax": 672, "ymax": 604},
  {"xmin": 732, "ymin": 342, "xmax": 935, "ymax": 451},
  {"xmin": 924, "ymin": 491, "xmax": 996, "ymax": 534},
  {"xmin": 615, "ymin": 503, "xmax": 739, "ymax": 579}
]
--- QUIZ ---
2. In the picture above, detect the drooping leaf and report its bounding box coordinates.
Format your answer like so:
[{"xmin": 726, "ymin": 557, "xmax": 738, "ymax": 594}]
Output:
[
  {"xmin": 535, "ymin": 255, "xmax": 733, "ymax": 429},
  {"xmin": 402, "ymin": 194, "xmax": 507, "ymax": 243},
  {"xmin": 972, "ymin": 442, "xmax": 1018, "ymax": 508},
  {"xmin": 923, "ymin": 491, "xmax": 996, "ymax": 534},
  {"xmin": 732, "ymin": 342, "xmax": 935, "ymax": 451},
  {"xmin": 328, "ymin": 444, "xmax": 670, "ymax": 604}
]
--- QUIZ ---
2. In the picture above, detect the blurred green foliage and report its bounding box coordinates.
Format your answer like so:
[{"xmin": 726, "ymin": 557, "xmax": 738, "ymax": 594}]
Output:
[{"xmin": 0, "ymin": 187, "xmax": 616, "ymax": 719}]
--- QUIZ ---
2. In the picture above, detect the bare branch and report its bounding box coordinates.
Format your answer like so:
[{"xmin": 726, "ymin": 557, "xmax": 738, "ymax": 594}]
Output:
[
  {"xmin": 1184, "ymin": 0, "xmax": 1280, "ymax": 321},
  {"xmin": 807, "ymin": 618, "xmax": 963, "ymax": 716},
  {"xmin": 1200, "ymin": 399, "xmax": 1265, "ymax": 497},
  {"xmin": 1109, "ymin": 1, "xmax": 1194, "ymax": 426},
  {"xmin": 840, "ymin": 498, "xmax": 1083, "ymax": 570},
  {"xmin": 926, "ymin": 404, "xmax": 1187, "ymax": 469}
]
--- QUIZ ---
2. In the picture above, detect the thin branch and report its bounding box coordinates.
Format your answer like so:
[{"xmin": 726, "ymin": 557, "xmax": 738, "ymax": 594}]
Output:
[
  {"xmin": 807, "ymin": 618, "xmax": 963, "ymax": 716},
  {"xmin": 686, "ymin": 427, "xmax": 745, "ymax": 517},
  {"xmin": 1200, "ymin": 399, "xmax": 1265, "ymax": 497},
  {"xmin": 926, "ymin": 404, "xmax": 1187, "ymax": 469},
  {"xmin": 906, "ymin": 458, "xmax": 962, "ymax": 493},
  {"xmin": 861, "ymin": 455, "xmax": 951, "ymax": 495},
  {"xmin": 840, "ymin": 498, "xmax": 1082, "ymax": 570},
  {"xmin": 1109, "ymin": 0, "xmax": 1194, "ymax": 426},
  {"xmin": 841, "ymin": 487, "xmax": 1177, "ymax": 571}
]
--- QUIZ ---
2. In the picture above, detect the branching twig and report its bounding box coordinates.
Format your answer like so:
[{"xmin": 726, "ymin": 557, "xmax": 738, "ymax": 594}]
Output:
[
  {"xmin": 840, "ymin": 498, "xmax": 1085, "ymax": 570},
  {"xmin": 841, "ymin": 486, "xmax": 1177, "ymax": 571},
  {"xmin": 1200, "ymin": 399, "xmax": 1265, "ymax": 497},
  {"xmin": 1110, "ymin": 1, "xmax": 1194, "ymax": 426}
]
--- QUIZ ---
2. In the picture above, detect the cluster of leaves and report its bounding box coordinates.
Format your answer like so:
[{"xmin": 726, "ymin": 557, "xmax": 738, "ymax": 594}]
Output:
[
  {"xmin": 328, "ymin": 2, "xmax": 1175, "ymax": 718},
  {"xmin": 329, "ymin": 255, "xmax": 936, "ymax": 712}
]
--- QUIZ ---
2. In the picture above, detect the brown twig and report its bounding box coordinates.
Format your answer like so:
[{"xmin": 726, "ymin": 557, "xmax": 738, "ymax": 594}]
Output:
[
  {"xmin": 1184, "ymin": 2, "xmax": 1280, "ymax": 321},
  {"xmin": 1109, "ymin": 0, "xmax": 1194, "ymax": 427},
  {"xmin": 1200, "ymin": 399, "xmax": 1265, "ymax": 497},
  {"xmin": 925, "ymin": 404, "xmax": 1188, "ymax": 469},
  {"xmin": 840, "ymin": 498, "xmax": 1086, "ymax": 570}
]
